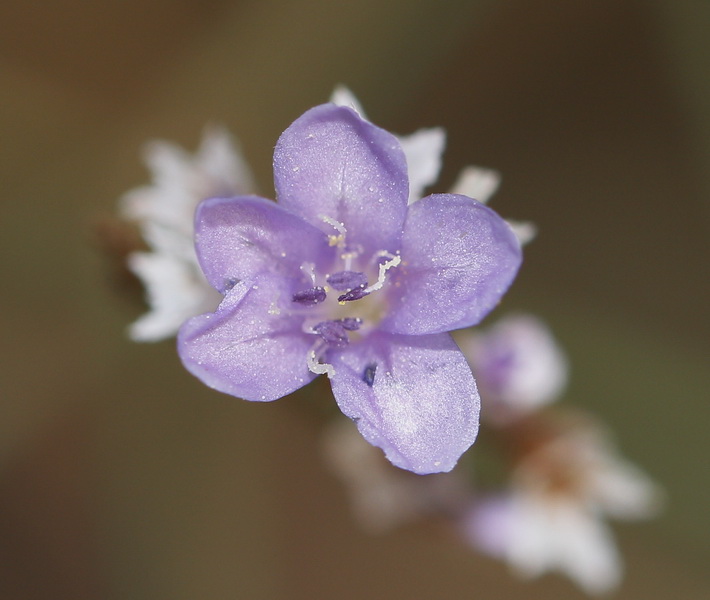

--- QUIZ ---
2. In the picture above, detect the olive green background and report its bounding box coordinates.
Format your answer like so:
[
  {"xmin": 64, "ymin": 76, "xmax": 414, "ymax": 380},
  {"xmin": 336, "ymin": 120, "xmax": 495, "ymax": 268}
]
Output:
[{"xmin": 1, "ymin": 1, "xmax": 708, "ymax": 598}]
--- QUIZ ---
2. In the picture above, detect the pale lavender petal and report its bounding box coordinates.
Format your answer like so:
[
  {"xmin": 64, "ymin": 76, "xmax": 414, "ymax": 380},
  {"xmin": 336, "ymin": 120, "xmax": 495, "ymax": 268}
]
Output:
[
  {"xmin": 382, "ymin": 194, "xmax": 522, "ymax": 335},
  {"xmin": 194, "ymin": 196, "xmax": 331, "ymax": 293},
  {"xmin": 460, "ymin": 495, "xmax": 515, "ymax": 558},
  {"xmin": 329, "ymin": 88, "xmax": 446, "ymax": 205},
  {"xmin": 328, "ymin": 331, "xmax": 479, "ymax": 474},
  {"xmin": 178, "ymin": 276, "xmax": 316, "ymax": 401},
  {"xmin": 459, "ymin": 314, "xmax": 568, "ymax": 412},
  {"xmin": 274, "ymin": 104, "xmax": 409, "ymax": 255}
]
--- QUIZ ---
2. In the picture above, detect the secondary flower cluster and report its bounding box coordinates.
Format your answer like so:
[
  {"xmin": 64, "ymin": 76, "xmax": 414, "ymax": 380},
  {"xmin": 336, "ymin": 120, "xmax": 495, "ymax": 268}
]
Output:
[
  {"xmin": 324, "ymin": 315, "xmax": 662, "ymax": 595},
  {"xmin": 116, "ymin": 88, "xmax": 661, "ymax": 594}
]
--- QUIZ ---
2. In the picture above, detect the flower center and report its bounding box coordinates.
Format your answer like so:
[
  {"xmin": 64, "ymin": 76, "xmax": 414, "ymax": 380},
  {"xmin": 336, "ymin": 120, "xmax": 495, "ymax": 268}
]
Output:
[{"xmin": 289, "ymin": 216, "xmax": 401, "ymax": 376}]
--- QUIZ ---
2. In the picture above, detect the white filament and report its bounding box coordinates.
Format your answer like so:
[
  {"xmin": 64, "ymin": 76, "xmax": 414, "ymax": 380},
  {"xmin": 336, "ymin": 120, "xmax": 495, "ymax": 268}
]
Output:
[
  {"xmin": 307, "ymin": 349, "xmax": 336, "ymax": 378},
  {"xmin": 363, "ymin": 254, "xmax": 401, "ymax": 294}
]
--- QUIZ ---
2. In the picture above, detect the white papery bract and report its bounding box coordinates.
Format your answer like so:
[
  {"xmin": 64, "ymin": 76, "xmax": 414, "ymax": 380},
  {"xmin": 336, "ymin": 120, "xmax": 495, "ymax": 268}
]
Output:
[
  {"xmin": 461, "ymin": 416, "xmax": 662, "ymax": 594},
  {"xmin": 121, "ymin": 127, "xmax": 255, "ymax": 341},
  {"xmin": 121, "ymin": 88, "xmax": 531, "ymax": 343}
]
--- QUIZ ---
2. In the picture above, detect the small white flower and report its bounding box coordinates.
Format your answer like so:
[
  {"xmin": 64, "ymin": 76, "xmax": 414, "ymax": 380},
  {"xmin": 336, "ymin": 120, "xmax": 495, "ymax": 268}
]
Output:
[
  {"xmin": 462, "ymin": 415, "xmax": 662, "ymax": 594},
  {"xmin": 321, "ymin": 417, "xmax": 467, "ymax": 533},
  {"xmin": 470, "ymin": 492, "xmax": 622, "ymax": 595},
  {"xmin": 121, "ymin": 127, "xmax": 255, "ymax": 341}
]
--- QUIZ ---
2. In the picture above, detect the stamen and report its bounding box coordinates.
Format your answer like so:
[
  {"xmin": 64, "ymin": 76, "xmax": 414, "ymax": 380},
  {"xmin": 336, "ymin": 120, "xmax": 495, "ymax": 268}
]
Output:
[
  {"xmin": 326, "ymin": 270, "xmax": 368, "ymax": 291},
  {"xmin": 311, "ymin": 318, "xmax": 362, "ymax": 346},
  {"xmin": 338, "ymin": 287, "xmax": 369, "ymax": 303},
  {"xmin": 292, "ymin": 286, "xmax": 326, "ymax": 305},
  {"xmin": 313, "ymin": 321, "xmax": 350, "ymax": 346},
  {"xmin": 363, "ymin": 363, "xmax": 377, "ymax": 387},
  {"xmin": 321, "ymin": 215, "xmax": 347, "ymax": 247},
  {"xmin": 307, "ymin": 349, "xmax": 335, "ymax": 378},
  {"xmin": 341, "ymin": 251, "xmax": 358, "ymax": 271},
  {"xmin": 370, "ymin": 250, "xmax": 397, "ymax": 264},
  {"xmin": 362, "ymin": 254, "xmax": 401, "ymax": 294},
  {"xmin": 339, "ymin": 317, "xmax": 362, "ymax": 331},
  {"xmin": 321, "ymin": 215, "xmax": 347, "ymax": 236},
  {"xmin": 299, "ymin": 262, "xmax": 316, "ymax": 285}
]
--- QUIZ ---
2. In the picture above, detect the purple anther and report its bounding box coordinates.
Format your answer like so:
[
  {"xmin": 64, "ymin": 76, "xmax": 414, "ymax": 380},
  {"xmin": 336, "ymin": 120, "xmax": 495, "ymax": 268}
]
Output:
[
  {"xmin": 363, "ymin": 363, "xmax": 377, "ymax": 387},
  {"xmin": 338, "ymin": 287, "xmax": 370, "ymax": 302},
  {"xmin": 338, "ymin": 317, "xmax": 362, "ymax": 331},
  {"xmin": 292, "ymin": 286, "xmax": 326, "ymax": 305},
  {"xmin": 326, "ymin": 270, "xmax": 368, "ymax": 291},
  {"xmin": 223, "ymin": 278, "xmax": 239, "ymax": 292},
  {"xmin": 313, "ymin": 320, "xmax": 350, "ymax": 346}
]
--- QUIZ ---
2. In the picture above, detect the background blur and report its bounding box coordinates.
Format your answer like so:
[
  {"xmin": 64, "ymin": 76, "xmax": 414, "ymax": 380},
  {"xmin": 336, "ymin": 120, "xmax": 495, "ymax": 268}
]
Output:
[{"xmin": 1, "ymin": 0, "xmax": 708, "ymax": 598}]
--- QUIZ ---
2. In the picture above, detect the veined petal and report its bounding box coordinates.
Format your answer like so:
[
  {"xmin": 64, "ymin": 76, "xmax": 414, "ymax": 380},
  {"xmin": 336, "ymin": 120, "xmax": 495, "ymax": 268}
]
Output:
[
  {"xmin": 398, "ymin": 127, "xmax": 446, "ymax": 205},
  {"xmin": 329, "ymin": 88, "xmax": 445, "ymax": 205},
  {"xmin": 274, "ymin": 104, "xmax": 409, "ymax": 255},
  {"xmin": 194, "ymin": 196, "xmax": 331, "ymax": 293},
  {"xmin": 329, "ymin": 332, "xmax": 479, "ymax": 474},
  {"xmin": 178, "ymin": 276, "xmax": 316, "ymax": 401},
  {"xmin": 450, "ymin": 167, "xmax": 537, "ymax": 246},
  {"xmin": 382, "ymin": 194, "xmax": 522, "ymax": 335}
]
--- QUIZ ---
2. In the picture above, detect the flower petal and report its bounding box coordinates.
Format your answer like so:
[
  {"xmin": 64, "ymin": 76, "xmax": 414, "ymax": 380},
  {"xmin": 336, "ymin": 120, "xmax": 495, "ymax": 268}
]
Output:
[
  {"xmin": 178, "ymin": 276, "xmax": 316, "ymax": 401},
  {"xmin": 515, "ymin": 499, "xmax": 621, "ymax": 595},
  {"xmin": 195, "ymin": 125, "xmax": 257, "ymax": 197},
  {"xmin": 589, "ymin": 454, "xmax": 664, "ymax": 520},
  {"xmin": 329, "ymin": 87, "xmax": 445, "ymax": 205},
  {"xmin": 382, "ymin": 194, "xmax": 522, "ymax": 335},
  {"xmin": 328, "ymin": 331, "xmax": 480, "ymax": 474},
  {"xmin": 449, "ymin": 166, "xmax": 501, "ymax": 204},
  {"xmin": 398, "ymin": 127, "xmax": 446, "ymax": 204},
  {"xmin": 274, "ymin": 104, "xmax": 409, "ymax": 255},
  {"xmin": 506, "ymin": 220, "xmax": 538, "ymax": 246},
  {"xmin": 458, "ymin": 314, "xmax": 568, "ymax": 413},
  {"xmin": 194, "ymin": 196, "xmax": 331, "ymax": 293}
]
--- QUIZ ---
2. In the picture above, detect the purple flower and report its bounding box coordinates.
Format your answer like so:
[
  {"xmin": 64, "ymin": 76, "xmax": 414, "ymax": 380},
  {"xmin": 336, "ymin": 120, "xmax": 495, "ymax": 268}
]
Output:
[
  {"xmin": 456, "ymin": 314, "xmax": 568, "ymax": 422},
  {"xmin": 178, "ymin": 103, "xmax": 522, "ymax": 474}
]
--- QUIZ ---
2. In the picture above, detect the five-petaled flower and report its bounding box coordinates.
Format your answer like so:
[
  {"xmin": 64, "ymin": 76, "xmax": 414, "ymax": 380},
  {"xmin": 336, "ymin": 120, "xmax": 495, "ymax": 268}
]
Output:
[{"xmin": 178, "ymin": 103, "xmax": 522, "ymax": 474}]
